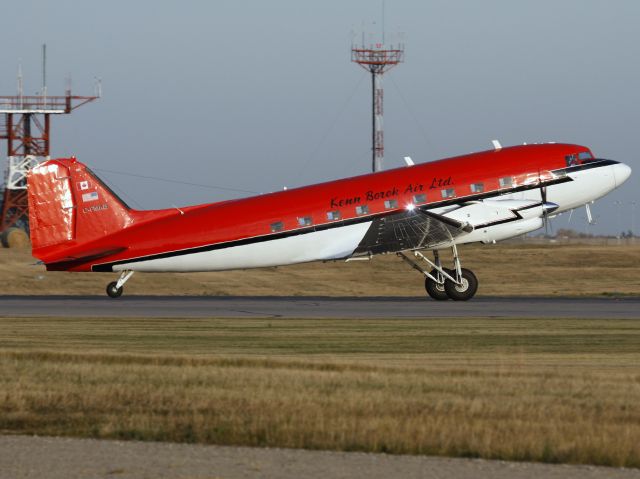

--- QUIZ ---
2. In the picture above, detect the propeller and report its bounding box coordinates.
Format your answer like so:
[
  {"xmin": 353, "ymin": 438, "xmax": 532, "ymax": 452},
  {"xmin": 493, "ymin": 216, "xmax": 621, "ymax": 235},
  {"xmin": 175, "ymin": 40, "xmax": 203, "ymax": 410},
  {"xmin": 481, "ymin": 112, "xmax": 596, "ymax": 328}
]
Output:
[
  {"xmin": 539, "ymin": 170, "xmax": 559, "ymax": 237},
  {"xmin": 541, "ymin": 185, "xmax": 552, "ymax": 236},
  {"xmin": 585, "ymin": 202, "xmax": 596, "ymax": 225}
]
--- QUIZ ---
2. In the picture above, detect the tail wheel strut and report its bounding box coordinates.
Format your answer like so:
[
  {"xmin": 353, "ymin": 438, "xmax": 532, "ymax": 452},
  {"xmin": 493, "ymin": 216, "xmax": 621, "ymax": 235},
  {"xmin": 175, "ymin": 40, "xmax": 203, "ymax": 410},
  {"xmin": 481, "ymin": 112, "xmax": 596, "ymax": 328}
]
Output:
[{"xmin": 106, "ymin": 270, "xmax": 134, "ymax": 299}]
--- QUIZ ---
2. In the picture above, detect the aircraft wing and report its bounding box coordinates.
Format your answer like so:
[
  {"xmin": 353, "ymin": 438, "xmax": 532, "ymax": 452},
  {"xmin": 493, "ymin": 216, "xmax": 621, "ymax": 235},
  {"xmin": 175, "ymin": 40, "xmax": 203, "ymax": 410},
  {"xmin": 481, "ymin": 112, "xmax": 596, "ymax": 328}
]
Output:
[{"xmin": 352, "ymin": 209, "xmax": 473, "ymax": 256}]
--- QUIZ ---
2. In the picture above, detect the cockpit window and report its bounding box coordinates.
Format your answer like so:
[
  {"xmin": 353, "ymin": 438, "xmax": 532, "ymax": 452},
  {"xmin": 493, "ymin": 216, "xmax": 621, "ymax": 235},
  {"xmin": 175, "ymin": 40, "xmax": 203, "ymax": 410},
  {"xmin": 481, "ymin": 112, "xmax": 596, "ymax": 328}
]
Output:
[{"xmin": 566, "ymin": 151, "xmax": 594, "ymax": 166}]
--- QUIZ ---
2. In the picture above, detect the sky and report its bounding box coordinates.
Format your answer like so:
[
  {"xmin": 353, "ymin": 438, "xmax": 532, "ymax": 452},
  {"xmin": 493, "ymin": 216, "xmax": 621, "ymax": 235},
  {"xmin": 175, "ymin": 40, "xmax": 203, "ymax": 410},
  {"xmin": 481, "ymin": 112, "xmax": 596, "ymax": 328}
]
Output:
[{"xmin": 1, "ymin": 0, "xmax": 638, "ymax": 235}]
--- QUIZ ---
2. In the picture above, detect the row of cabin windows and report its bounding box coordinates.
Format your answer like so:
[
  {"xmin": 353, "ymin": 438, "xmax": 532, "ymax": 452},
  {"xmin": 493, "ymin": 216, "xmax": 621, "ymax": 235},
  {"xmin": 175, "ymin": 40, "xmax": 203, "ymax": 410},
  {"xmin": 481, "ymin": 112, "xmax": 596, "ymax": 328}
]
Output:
[
  {"xmin": 439, "ymin": 177, "xmax": 512, "ymax": 198},
  {"xmin": 268, "ymin": 177, "xmax": 515, "ymax": 233}
]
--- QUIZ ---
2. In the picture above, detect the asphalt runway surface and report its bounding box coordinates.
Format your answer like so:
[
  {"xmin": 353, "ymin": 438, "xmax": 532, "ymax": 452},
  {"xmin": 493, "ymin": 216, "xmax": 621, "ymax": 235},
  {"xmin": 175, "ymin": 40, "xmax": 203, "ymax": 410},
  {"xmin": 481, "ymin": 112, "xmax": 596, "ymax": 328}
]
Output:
[
  {"xmin": 2, "ymin": 435, "xmax": 639, "ymax": 479},
  {"xmin": 0, "ymin": 295, "xmax": 638, "ymax": 318}
]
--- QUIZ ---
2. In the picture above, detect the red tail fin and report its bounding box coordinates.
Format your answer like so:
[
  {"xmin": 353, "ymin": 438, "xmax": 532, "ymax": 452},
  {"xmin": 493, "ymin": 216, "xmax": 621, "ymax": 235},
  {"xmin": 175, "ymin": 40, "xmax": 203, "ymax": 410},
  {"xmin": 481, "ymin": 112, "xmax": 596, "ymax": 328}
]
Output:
[{"xmin": 28, "ymin": 158, "xmax": 134, "ymax": 263}]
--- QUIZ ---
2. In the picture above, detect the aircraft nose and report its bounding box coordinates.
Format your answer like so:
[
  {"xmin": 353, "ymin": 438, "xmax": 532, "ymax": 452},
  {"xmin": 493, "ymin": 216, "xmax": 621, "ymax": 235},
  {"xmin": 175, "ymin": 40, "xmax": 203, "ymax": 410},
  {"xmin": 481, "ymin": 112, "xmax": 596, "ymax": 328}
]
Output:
[{"xmin": 613, "ymin": 162, "xmax": 632, "ymax": 187}]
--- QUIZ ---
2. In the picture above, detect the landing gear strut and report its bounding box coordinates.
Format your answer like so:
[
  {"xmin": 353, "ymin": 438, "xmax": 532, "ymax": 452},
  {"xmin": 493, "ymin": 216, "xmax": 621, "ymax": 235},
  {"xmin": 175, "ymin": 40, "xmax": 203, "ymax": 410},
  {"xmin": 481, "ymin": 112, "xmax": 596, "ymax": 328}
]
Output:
[
  {"xmin": 424, "ymin": 250, "xmax": 449, "ymax": 301},
  {"xmin": 106, "ymin": 270, "xmax": 134, "ymax": 298},
  {"xmin": 398, "ymin": 245, "xmax": 478, "ymax": 301}
]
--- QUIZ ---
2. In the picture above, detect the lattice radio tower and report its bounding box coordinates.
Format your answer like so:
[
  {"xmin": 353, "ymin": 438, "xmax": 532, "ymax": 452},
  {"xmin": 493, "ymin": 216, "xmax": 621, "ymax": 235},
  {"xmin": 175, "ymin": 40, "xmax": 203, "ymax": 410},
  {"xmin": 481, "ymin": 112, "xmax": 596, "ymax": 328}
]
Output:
[
  {"xmin": 351, "ymin": 25, "xmax": 404, "ymax": 172},
  {"xmin": 0, "ymin": 45, "xmax": 99, "ymax": 236}
]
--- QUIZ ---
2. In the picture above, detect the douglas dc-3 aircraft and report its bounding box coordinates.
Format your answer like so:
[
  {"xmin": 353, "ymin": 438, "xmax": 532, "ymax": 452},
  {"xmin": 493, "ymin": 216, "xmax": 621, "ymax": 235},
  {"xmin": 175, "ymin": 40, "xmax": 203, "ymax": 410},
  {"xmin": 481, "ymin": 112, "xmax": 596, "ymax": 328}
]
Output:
[{"xmin": 27, "ymin": 142, "xmax": 631, "ymax": 300}]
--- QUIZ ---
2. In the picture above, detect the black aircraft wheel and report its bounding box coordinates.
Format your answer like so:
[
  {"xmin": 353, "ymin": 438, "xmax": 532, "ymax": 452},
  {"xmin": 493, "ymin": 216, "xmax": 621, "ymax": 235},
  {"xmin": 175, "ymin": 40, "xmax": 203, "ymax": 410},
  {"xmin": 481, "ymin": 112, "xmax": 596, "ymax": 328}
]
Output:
[
  {"xmin": 444, "ymin": 268, "xmax": 478, "ymax": 301},
  {"xmin": 425, "ymin": 269, "xmax": 450, "ymax": 301},
  {"xmin": 106, "ymin": 281, "xmax": 124, "ymax": 299}
]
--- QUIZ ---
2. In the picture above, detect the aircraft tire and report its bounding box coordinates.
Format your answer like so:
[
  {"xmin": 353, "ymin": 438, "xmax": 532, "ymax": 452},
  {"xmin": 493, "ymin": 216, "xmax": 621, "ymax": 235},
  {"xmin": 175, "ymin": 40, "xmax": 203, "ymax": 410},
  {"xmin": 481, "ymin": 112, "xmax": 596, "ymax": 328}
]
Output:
[
  {"xmin": 425, "ymin": 269, "xmax": 450, "ymax": 301},
  {"xmin": 444, "ymin": 268, "xmax": 478, "ymax": 301},
  {"xmin": 106, "ymin": 281, "xmax": 124, "ymax": 298}
]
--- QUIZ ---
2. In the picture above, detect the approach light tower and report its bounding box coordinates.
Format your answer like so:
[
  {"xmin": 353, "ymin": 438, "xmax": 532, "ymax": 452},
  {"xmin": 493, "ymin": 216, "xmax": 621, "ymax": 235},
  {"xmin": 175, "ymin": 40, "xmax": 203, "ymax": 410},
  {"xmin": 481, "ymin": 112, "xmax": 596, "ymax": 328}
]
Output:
[
  {"xmin": 0, "ymin": 45, "xmax": 99, "ymax": 237},
  {"xmin": 352, "ymin": 34, "xmax": 404, "ymax": 172}
]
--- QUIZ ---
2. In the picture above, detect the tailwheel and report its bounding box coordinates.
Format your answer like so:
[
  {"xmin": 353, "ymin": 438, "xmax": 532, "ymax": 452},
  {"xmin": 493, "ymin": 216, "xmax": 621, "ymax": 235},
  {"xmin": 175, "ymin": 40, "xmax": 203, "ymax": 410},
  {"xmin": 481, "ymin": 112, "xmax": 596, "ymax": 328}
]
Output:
[
  {"xmin": 106, "ymin": 281, "xmax": 124, "ymax": 298},
  {"xmin": 425, "ymin": 269, "xmax": 450, "ymax": 301},
  {"xmin": 105, "ymin": 270, "xmax": 134, "ymax": 299},
  {"xmin": 444, "ymin": 268, "xmax": 478, "ymax": 301}
]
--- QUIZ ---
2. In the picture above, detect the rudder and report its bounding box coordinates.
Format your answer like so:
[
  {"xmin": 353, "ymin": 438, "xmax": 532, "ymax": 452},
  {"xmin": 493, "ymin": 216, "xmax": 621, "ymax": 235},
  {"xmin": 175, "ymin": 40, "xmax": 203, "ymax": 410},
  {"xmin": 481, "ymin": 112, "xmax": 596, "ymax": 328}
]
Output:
[{"xmin": 28, "ymin": 157, "xmax": 134, "ymax": 261}]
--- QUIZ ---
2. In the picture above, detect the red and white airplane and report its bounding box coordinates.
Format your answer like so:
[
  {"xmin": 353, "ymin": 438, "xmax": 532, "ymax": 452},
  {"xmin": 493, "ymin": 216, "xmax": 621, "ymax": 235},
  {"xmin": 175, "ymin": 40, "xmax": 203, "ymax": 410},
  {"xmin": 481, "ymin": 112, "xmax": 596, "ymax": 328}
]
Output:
[{"xmin": 27, "ymin": 142, "xmax": 631, "ymax": 300}]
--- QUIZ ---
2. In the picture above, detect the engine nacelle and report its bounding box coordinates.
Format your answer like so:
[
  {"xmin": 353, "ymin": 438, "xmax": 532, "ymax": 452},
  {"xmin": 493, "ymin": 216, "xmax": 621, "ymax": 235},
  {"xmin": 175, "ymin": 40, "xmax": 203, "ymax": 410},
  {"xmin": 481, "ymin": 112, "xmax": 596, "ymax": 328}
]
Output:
[
  {"xmin": 477, "ymin": 217, "xmax": 543, "ymax": 243},
  {"xmin": 442, "ymin": 199, "xmax": 545, "ymax": 244}
]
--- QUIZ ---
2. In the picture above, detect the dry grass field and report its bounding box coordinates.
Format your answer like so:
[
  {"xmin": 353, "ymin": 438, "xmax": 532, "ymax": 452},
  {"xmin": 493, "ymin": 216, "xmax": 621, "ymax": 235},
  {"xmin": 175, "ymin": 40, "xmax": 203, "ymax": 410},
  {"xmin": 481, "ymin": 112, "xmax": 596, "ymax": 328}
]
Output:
[
  {"xmin": 1, "ymin": 242, "xmax": 639, "ymax": 296},
  {"xmin": 1, "ymin": 315, "xmax": 640, "ymax": 468}
]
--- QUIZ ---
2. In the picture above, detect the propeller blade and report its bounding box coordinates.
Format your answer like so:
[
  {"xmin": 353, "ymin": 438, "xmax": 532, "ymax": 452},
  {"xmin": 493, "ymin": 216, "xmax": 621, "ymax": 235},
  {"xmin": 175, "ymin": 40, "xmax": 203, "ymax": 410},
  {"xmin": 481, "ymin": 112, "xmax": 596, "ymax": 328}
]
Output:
[
  {"xmin": 538, "ymin": 169, "xmax": 551, "ymax": 237},
  {"xmin": 586, "ymin": 203, "xmax": 595, "ymax": 225},
  {"xmin": 540, "ymin": 183, "xmax": 549, "ymax": 236},
  {"xmin": 545, "ymin": 212, "xmax": 550, "ymax": 236}
]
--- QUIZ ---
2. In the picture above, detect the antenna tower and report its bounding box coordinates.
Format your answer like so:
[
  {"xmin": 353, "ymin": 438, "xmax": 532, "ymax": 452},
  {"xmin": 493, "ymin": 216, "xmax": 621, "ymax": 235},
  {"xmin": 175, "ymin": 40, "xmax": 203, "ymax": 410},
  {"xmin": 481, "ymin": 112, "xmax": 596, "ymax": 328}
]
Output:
[
  {"xmin": 0, "ymin": 45, "xmax": 99, "ymax": 239},
  {"xmin": 351, "ymin": 25, "xmax": 404, "ymax": 172}
]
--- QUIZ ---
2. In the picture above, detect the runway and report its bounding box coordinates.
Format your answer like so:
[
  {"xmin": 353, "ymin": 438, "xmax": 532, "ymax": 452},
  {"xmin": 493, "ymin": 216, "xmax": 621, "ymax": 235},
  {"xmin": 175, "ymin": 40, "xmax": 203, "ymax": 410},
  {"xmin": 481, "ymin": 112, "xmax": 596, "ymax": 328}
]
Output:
[
  {"xmin": 2, "ymin": 435, "xmax": 639, "ymax": 479},
  {"xmin": 1, "ymin": 295, "xmax": 639, "ymax": 319}
]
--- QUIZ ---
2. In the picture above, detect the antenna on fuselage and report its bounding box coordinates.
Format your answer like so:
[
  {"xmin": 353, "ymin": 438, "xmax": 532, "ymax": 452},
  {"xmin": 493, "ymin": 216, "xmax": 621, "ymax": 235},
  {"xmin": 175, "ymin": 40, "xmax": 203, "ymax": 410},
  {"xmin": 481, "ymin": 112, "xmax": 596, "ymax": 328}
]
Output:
[{"xmin": 491, "ymin": 139, "xmax": 502, "ymax": 150}]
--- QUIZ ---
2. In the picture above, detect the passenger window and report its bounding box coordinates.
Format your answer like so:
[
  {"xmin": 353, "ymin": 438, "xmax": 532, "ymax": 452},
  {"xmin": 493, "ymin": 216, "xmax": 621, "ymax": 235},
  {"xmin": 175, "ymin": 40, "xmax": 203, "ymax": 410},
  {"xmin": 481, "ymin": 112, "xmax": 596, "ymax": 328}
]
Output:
[
  {"xmin": 326, "ymin": 210, "xmax": 341, "ymax": 221},
  {"xmin": 355, "ymin": 205, "xmax": 369, "ymax": 216},
  {"xmin": 413, "ymin": 193, "xmax": 426, "ymax": 204},
  {"xmin": 270, "ymin": 221, "xmax": 284, "ymax": 233},
  {"xmin": 499, "ymin": 177, "xmax": 513, "ymax": 188},
  {"xmin": 470, "ymin": 182, "xmax": 484, "ymax": 193},
  {"xmin": 441, "ymin": 188, "xmax": 455, "ymax": 199},
  {"xmin": 298, "ymin": 216, "xmax": 313, "ymax": 227},
  {"xmin": 384, "ymin": 199, "xmax": 398, "ymax": 209}
]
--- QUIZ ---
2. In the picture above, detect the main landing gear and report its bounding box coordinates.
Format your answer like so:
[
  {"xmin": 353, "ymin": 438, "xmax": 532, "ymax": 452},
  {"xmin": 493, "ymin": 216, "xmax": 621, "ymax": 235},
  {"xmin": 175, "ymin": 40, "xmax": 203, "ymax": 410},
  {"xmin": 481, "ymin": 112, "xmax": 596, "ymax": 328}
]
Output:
[
  {"xmin": 106, "ymin": 270, "xmax": 134, "ymax": 298},
  {"xmin": 398, "ymin": 245, "xmax": 478, "ymax": 301}
]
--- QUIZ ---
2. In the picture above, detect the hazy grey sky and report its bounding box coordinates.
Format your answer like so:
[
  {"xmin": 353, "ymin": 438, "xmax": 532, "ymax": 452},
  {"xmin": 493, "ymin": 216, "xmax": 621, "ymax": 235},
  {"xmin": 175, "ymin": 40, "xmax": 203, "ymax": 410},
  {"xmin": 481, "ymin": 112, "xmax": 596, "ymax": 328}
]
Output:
[{"xmin": 1, "ymin": 0, "xmax": 638, "ymax": 234}]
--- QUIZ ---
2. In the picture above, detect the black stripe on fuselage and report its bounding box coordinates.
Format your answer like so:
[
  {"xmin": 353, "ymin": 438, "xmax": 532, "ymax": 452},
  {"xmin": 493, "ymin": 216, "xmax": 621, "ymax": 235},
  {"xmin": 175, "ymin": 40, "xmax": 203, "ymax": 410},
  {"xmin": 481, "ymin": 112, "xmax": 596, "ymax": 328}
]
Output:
[
  {"xmin": 557, "ymin": 158, "xmax": 618, "ymax": 175},
  {"xmin": 472, "ymin": 210, "xmax": 527, "ymax": 230},
  {"xmin": 91, "ymin": 174, "xmax": 578, "ymax": 272},
  {"xmin": 469, "ymin": 200, "xmax": 550, "ymax": 230}
]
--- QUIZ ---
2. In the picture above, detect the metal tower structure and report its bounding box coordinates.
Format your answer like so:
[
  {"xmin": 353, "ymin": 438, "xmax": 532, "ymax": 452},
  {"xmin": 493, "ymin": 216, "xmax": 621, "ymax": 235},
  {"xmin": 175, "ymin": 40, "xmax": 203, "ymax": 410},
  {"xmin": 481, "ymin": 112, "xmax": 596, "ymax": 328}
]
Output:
[
  {"xmin": 352, "ymin": 37, "xmax": 404, "ymax": 172},
  {"xmin": 0, "ymin": 48, "xmax": 98, "ymax": 235}
]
